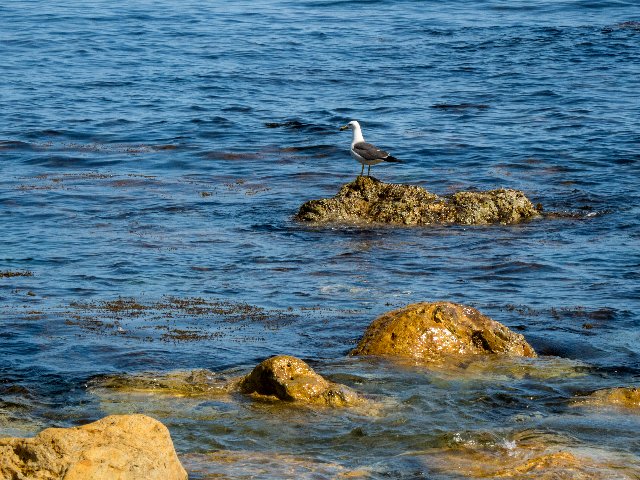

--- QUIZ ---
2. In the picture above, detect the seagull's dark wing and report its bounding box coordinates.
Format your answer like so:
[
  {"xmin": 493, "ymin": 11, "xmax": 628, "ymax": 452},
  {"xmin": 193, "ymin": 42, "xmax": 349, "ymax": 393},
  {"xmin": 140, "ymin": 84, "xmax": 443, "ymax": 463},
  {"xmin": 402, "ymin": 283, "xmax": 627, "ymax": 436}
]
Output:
[{"xmin": 353, "ymin": 142, "xmax": 400, "ymax": 162}]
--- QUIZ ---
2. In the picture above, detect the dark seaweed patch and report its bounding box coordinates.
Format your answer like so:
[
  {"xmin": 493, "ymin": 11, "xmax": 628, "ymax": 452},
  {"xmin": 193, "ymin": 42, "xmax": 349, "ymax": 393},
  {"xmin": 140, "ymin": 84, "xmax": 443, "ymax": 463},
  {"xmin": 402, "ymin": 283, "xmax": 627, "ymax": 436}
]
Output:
[
  {"xmin": 64, "ymin": 296, "xmax": 300, "ymax": 342},
  {"xmin": 0, "ymin": 271, "xmax": 34, "ymax": 278},
  {"xmin": 503, "ymin": 304, "xmax": 619, "ymax": 322}
]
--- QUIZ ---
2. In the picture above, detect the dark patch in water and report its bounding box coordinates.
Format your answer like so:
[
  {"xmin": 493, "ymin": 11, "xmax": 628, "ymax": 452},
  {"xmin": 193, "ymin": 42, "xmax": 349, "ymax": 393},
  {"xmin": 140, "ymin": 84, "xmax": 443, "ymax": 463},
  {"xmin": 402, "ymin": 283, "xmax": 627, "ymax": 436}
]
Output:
[
  {"xmin": 265, "ymin": 120, "xmax": 310, "ymax": 129},
  {"xmin": 431, "ymin": 103, "xmax": 490, "ymax": 110},
  {"xmin": 602, "ymin": 21, "xmax": 640, "ymax": 33},
  {"xmin": 204, "ymin": 151, "xmax": 261, "ymax": 160},
  {"xmin": 0, "ymin": 140, "xmax": 32, "ymax": 151},
  {"xmin": 265, "ymin": 120, "xmax": 330, "ymax": 133}
]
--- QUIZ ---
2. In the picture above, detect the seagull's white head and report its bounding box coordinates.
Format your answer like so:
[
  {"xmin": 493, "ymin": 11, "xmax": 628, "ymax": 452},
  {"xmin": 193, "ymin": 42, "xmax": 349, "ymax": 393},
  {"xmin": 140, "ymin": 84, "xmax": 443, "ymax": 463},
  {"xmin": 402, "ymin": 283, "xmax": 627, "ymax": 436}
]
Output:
[
  {"xmin": 339, "ymin": 120, "xmax": 361, "ymax": 131},
  {"xmin": 340, "ymin": 120, "xmax": 364, "ymax": 144}
]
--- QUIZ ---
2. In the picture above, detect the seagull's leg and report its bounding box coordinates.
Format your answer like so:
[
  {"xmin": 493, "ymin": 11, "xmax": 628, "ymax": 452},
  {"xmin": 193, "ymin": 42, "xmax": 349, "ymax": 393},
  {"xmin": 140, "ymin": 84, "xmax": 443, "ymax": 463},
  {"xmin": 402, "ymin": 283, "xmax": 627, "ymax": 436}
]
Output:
[
  {"xmin": 360, "ymin": 163, "xmax": 365, "ymax": 177},
  {"xmin": 367, "ymin": 165, "xmax": 371, "ymax": 177}
]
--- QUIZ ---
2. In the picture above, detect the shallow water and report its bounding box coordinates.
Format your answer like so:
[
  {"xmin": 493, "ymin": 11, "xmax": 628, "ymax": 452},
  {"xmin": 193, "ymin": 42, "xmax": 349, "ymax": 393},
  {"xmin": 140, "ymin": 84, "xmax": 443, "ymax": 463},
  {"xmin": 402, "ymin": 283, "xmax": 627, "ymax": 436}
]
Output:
[{"xmin": 1, "ymin": 0, "xmax": 640, "ymax": 478}]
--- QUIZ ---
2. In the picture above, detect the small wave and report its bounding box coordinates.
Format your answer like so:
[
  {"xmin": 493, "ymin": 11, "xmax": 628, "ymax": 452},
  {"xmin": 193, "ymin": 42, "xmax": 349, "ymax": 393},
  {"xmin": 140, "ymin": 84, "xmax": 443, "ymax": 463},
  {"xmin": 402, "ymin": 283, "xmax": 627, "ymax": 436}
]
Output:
[
  {"xmin": 190, "ymin": 116, "xmax": 235, "ymax": 126},
  {"xmin": 542, "ymin": 209, "xmax": 613, "ymax": 220},
  {"xmin": 85, "ymin": 80, "xmax": 134, "ymax": 88},
  {"xmin": 280, "ymin": 144, "xmax": 337, "ymax": 154},
  {"xmin": 0, "ymin": 140, "xmax": 32, "ymax": 151},
  {"xmin": 502, "ymin": 304, "xmax": 621, "ymax": 322}
]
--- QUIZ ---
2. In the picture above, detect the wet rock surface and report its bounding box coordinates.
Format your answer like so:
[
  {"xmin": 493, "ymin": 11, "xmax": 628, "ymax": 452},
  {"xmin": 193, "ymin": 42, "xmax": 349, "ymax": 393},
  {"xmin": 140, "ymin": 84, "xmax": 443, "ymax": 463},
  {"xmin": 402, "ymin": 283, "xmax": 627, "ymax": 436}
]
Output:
[
  {"xmin": 577, "ymin": 386, "xmax": 640, "ymax": 409},
  {"xmin": 239, "ymin": 355, "xmax": 362, "ymax": 407},
  {"xmin": 424, "ymin": 430, "xmax": 640, "ymax": 479},
  {"xmin": 91, "ymin": 356, "xmax": 363, "ymax": 408},
  {"xmin": 92, "ymin": 369, "xmax": 234, "ymax": 397},
  {"xmin": 295, "ymin": 176, "xmax": 540, "ymax": 225},
  {"xmin": 0, "ymin": 414, "xmax": 187, "ymax": 480},
  {"xmin": 350, "ymin": 302, "xmax": 536, "ymax": 363}
]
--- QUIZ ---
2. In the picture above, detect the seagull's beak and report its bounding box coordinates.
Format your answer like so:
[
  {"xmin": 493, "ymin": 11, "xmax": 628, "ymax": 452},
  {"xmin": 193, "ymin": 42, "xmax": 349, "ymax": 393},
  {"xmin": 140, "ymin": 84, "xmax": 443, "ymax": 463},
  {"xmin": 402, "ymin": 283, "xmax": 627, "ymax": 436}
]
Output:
[{"xmin": 339, "ymin": 125, "xmax": 349, "ymax": 131}]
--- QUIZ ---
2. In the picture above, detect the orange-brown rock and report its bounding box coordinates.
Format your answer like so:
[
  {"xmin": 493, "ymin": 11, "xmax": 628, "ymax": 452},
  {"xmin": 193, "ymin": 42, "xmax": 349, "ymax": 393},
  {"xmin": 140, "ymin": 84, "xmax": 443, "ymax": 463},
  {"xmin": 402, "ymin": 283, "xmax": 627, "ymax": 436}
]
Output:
[
  {"xmin": 350, "ymin": 302, "xmax": 536, "ymax": 363},
  {"xmin": 0, "ymin": 414, "xmax": 187, "ymax": 480},
  {"xmin": 238, "ymin": 355, "xmax": 361, "ymax": 407}
]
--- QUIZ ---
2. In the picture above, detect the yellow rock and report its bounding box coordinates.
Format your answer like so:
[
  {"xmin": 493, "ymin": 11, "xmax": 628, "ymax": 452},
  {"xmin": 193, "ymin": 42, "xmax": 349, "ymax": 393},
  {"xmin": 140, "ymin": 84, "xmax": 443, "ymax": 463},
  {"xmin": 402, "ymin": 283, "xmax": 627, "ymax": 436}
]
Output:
[
  {"xmin": 239, "ymin": 355, "xmax": 362, "ymax": 407},
  {"xmin": 350, "ymin": 302, "xmax": 536, "ymax": 363},
  {"xmin": 0, "ymin": 414, "xmax": 187, "ymax": 480}
]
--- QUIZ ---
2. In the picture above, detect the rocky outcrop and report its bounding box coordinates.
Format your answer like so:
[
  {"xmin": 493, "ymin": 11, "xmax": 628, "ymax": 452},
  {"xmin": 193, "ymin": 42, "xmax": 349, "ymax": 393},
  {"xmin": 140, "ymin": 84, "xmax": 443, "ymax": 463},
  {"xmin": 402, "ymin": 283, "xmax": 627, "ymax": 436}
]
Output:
[
  {"xmin": 238, "ymin": 355, "xmax": 361, "ymax": 407},
  {"xmin": 0, "ymin": 414, "xmax": 187, "ymax": 480},
  {"xmin": 578, "ymin": 386, "xmax": 640, "ymax": 409},
  {"xmin": 295, "ymin": 176, "xmax": 540, "ymax": 225},
  {"xmin": 350, "ymin": 302, "xmax": 536, "ymax": 363}
]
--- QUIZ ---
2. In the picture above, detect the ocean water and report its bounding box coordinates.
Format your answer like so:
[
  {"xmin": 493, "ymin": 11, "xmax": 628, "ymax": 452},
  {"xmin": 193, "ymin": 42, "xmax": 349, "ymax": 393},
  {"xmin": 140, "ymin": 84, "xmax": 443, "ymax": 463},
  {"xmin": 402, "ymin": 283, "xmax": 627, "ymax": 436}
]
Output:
[{"xmin": 1, "ymin": 0, "xmax": 640, "ymax": 477}]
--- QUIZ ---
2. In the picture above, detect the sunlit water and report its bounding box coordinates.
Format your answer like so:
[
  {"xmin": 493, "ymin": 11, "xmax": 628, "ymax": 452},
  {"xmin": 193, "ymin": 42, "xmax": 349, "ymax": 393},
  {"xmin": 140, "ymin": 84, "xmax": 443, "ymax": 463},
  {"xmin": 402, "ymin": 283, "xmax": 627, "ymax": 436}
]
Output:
[{"xmin": 1, "ymin": 0, "xmax": 639, "ymax": 478}]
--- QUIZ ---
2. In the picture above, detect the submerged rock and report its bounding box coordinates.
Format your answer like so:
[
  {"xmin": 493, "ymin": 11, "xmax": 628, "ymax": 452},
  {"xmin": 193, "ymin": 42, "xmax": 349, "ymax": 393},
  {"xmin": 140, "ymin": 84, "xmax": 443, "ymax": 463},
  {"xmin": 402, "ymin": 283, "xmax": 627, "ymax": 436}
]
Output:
[
  {"xmin": 0, "ymin": 414, "xmax": 187, "ymax": 480},
  {"xmin": 350, "ymin": 302, "xmax": 536, "ymax": 363},
  {"xmin": 239, "ymin": 355, "xmax": 361, "ymax": 407},
  {"xmin": 577, "ymin": 386, "xmax": 640, "ymax": 410},
  {"xmin": 89, "ymin": 357, "xmax": 364, "ymax": 408},
  {"xmin": 295, "ymin": 176, "xmax": 540, "ymax": 225},
  {"xmin": 434, "ymin": 450, "xmax": 603, "ymax": 479},
  {"xmin": 423, "ymin": 429, "xmax": 640, "ymax": 479},
  {"xmin": 182, "ymin": 450, "xmax": 369, "ymax": 479},
  {"xmin": 92, "ymin": 369, "xmax": 233, "ymax": 397}
]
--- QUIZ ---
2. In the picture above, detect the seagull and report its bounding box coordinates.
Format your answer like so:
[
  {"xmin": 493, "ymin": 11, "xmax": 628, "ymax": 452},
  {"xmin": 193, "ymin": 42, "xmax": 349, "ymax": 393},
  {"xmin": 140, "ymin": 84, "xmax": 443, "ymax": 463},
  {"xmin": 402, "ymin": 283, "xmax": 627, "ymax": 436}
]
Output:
[{"xmin": 339, "ymin": 120, "xmax": 401, "ymax": 177}]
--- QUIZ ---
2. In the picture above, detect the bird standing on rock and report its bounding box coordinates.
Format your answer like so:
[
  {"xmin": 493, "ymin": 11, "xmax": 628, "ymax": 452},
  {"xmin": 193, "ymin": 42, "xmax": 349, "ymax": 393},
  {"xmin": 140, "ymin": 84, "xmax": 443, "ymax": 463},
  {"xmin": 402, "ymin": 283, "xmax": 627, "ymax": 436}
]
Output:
[{"xmin": 340, "ymin": 120, "xmax": 401, "ymax": 177}]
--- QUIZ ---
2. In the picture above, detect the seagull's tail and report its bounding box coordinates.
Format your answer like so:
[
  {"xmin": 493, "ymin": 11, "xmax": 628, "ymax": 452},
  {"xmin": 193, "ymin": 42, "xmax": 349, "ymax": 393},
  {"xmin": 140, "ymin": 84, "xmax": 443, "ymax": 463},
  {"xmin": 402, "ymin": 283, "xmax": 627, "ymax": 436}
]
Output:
[{"xmin": 384, "ymin": 155, "xmax": 402, "ymax": 163}]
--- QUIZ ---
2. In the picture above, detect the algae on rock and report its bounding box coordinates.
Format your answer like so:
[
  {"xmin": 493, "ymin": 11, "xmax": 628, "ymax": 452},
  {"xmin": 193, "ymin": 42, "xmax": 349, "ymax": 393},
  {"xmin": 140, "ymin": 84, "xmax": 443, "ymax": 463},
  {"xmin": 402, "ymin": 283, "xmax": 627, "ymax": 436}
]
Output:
[
  {"xmin": 296, "ymin": 176, "xmax": 540, "ymax": 225},
  {"xmin": 576, "ymin": 386, "xmax": 640, "ymax": 410}
]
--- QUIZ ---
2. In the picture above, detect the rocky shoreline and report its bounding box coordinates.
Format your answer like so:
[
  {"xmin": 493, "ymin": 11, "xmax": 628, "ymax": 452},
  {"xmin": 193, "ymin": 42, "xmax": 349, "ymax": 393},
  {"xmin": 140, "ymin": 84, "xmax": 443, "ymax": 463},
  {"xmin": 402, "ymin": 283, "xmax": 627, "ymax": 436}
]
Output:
[
  {"xmin": 0, "ymin": 178, "xmax": 632, "ymax": 479},
  {"xmin": 2, "ymin": 301, "xmax": 637, "ymax": 478}
]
